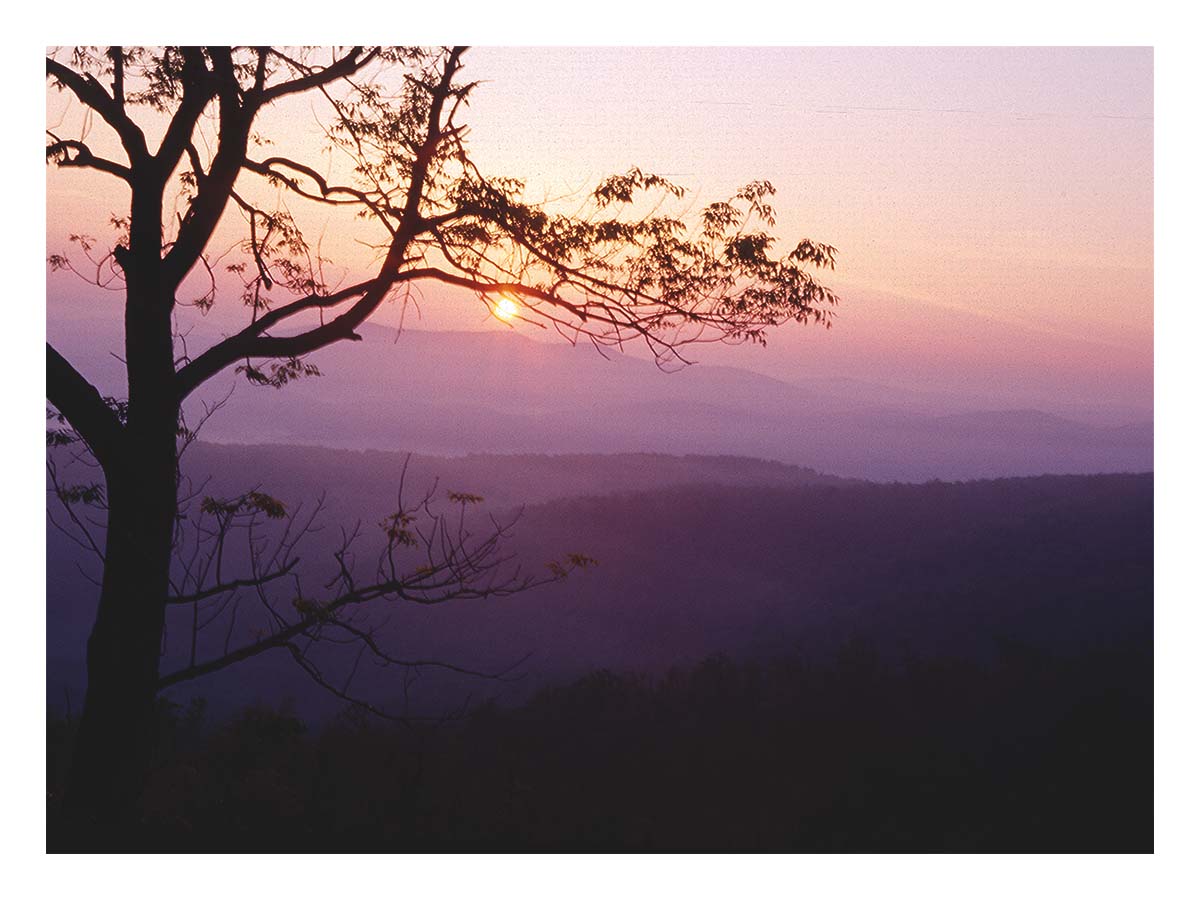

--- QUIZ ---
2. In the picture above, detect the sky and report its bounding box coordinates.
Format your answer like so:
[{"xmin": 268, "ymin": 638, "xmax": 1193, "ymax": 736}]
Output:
[{"xmin": 46, "ymin": 46, "xmax": 1153, "ymax": 422}]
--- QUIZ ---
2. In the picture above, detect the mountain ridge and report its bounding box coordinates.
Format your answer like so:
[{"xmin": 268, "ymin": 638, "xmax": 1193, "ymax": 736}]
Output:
[{"xmin": 47, "ymin": 319, "xmax": 1153, "ymax": 480}]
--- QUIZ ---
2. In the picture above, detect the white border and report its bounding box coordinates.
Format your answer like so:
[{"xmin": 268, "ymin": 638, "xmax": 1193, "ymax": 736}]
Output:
[{"xmin": 8, "ymin": 1, "xmax": 1196, "ymax": 895}]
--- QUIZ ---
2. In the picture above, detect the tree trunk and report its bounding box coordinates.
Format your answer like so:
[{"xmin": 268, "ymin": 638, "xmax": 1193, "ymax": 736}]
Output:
[
  {"xmin": 43, "ymin": 140, "xmax": 196, "ymax": 846},
  {"xmin": 61, "ymin": 199, "xmax": 179, "ymax": 832},
  {"xmin": 61, "ymin": 444, "xmax": 177, "ymax": 833}
]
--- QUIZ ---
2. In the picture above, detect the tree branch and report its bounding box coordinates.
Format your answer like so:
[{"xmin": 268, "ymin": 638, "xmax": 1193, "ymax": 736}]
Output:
[
  {"xmin": 257, "ymin": 46, "xmax": 376, "ymax": 105},
  {"xmin": 154, "ymin": 47, "xmax": 216, "ymax": 179},
  {"xmin": 173, "ymin": 48, "xmax": 468, "ymax": 398},
  {"xmin": 166, "ymin": 557, "xmax": 300, "ymax": 605},
  {"xmin": 161, "ymin": 48, "xmax": 250, "ymax": 290},
  {"xmin": 243, "ymin": 155, "xmax": 396, "ymax": 222},
  {"xmin": 46, "ymin": 133, "xmax": 132, "ymax": 182},
  {"xmin": 45, "ymin": 56, "xmax": 149, "ymax": 163},
  {"xmin": 173, "ymin": 274, "xmax": 396, "ymax": 400},
  {"xmin": 401, "ymin": 266, "xmax": 586, "ymax": 318},
  {"xmin": 46, "ymin": 343, "xmax": 124, "ymax": 471}
]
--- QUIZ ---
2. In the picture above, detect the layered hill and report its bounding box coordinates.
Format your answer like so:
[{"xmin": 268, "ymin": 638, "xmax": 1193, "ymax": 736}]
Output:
[
  {"xmin": 46, "ymin": 319, "xmax": 1152, "ymax": 481},
  {"xmin": 47, "ymin": 444, "xmax": 1152, "ymax": 721}
]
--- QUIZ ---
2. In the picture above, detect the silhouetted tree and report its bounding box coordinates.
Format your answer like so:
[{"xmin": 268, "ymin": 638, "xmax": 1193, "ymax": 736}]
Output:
[{"xmin": 45, "ymin": 45, "xmax": 839, "ymax": 825}]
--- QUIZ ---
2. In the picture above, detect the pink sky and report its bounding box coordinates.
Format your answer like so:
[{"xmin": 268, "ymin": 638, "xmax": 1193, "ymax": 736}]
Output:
[{"xmin": 46, "ymin": 47, "xmax": 1153, "ymax": 421}]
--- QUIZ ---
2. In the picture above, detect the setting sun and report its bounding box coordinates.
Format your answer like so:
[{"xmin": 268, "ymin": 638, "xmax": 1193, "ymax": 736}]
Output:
[{"xmin": 494, "ymin": 296, "xmax": 520, "ymax": 321}]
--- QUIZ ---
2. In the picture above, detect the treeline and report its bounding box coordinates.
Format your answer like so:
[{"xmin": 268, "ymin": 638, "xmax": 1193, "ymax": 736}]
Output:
[{"xmin": 48, "ymin": 639, "xmax": 1152, "ymax": 852}]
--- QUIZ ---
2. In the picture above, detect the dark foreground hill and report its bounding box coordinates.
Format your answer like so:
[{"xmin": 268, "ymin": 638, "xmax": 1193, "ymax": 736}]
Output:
[{"xmin": 49, "ymin": 641, "xmax": 1150, "ymax": 851}]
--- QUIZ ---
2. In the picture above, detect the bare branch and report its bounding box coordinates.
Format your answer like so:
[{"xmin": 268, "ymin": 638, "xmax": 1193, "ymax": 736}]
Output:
[
  {"xmin": 157, "ymin": 465, "xmax": 594, "ymax": 723},
  {"xmin": 166, "ymin": 557, "xmax": 299, "ymax": 605}
]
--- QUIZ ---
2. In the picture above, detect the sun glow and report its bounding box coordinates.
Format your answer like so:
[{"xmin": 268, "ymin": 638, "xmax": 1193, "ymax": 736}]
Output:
[{"xmin": 494, "ymin": 296, "xmax": 520, "ymax": 321}]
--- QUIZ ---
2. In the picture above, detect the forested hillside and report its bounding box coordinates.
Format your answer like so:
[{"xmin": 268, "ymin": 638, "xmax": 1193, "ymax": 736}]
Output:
[{"xmin": 48, "ymin": 445, "xmax": 1152, "ymax": 721}]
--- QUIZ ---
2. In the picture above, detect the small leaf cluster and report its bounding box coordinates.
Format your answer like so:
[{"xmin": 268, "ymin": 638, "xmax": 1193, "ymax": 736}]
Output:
[
  {"xmin": 236, "ymin": 357, "xmax": 322, "ymax": 389},
  {"xmin": 200, "ymin": 490, "xmax": 288, "ymax": 520}
]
